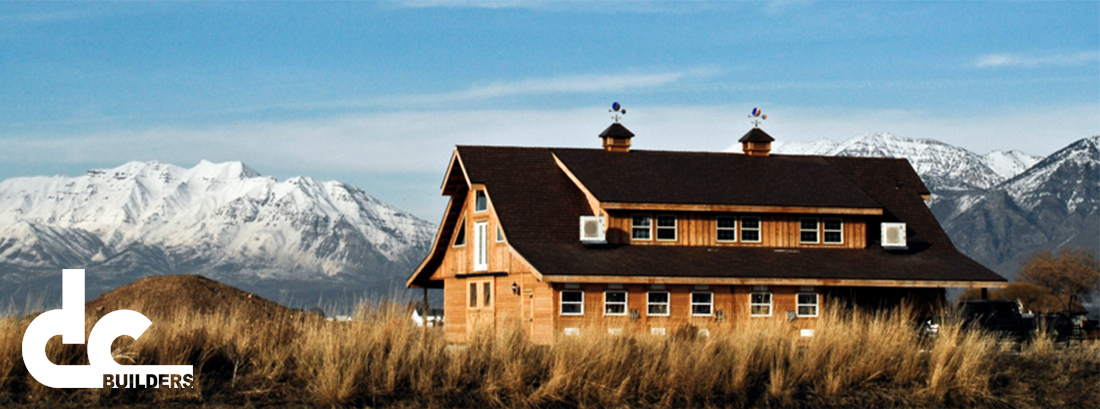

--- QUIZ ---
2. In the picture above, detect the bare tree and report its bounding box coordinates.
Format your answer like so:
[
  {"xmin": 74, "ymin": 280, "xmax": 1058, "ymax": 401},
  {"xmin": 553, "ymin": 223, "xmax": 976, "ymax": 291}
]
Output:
[{"xmin": 1018, "ymin": 248, "xmax": 1099, "ymax": 314}]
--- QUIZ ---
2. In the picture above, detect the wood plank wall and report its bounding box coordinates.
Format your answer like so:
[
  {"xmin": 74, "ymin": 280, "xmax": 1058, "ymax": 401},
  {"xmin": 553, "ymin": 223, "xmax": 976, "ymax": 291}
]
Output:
[
  {"xmin": 606, "ymin": 211, "xmax": 865, "ymax": 249},
  {"xmin": 543, "ymin": 283, "xmax": 825, "ymax": 343}
]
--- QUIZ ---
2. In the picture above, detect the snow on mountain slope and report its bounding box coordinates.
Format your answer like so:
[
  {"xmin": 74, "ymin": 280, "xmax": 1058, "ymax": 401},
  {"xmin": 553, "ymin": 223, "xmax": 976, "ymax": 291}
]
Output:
[
  {"xmin": 983, "ymin": 150, "xmax": 1042, "ymax": 181},
  {"xmin": 940, "ymin": 136, "xmax": 1099, "ymax": 277},
  {"xmin": 0, "ymin": 161, "xmax": 436, "ymax": 281},
  {"xmin": 737, "ymin": 132, "xmax": 1038, "ymax": 192},
  {"xmin": 999, "ymin": 136, "xmax": 1099, "ymax": 213},
  {"xmin": 767, "ymin": 139, "xmax": 839, "ymax": 156}
]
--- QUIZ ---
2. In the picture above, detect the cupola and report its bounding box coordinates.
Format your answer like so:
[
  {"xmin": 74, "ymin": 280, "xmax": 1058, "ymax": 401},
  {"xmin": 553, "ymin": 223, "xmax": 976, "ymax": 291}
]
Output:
[
  {"xmin": 599, "ymin": 101, "xmax": 634, "ymax": 152},
  {"xmin": 599, "ymin": 122, "xmax": 635, "ymax": 152},
  {"xmin": 739, "ymin": 127, "xmax": 774, "ymax": 157}
]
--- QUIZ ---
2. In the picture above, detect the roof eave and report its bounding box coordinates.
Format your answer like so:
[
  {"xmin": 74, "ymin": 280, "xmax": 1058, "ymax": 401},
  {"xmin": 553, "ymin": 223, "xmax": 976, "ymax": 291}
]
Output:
[
  {"xmin": 541, "ymin": 275, "xmax": 1008, "ymax": 288},
  {"xmin": 599, "ymin": 202, "xmax": 884, "ymax": 215}
]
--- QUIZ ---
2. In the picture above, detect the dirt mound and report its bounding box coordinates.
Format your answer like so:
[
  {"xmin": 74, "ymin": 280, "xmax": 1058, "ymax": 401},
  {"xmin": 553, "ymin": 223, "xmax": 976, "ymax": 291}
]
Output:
[{"xmin": 86, "ymin": 274, "xmax": 309, "ymax": 324}]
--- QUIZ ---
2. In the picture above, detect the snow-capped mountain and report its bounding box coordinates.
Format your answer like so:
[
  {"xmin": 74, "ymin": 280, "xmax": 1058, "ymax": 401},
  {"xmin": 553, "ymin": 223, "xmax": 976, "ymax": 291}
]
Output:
[
  {"xmin": 745, "ymin": 133, "xmax": 1041, "ymax": 192},
  {"xmin": 0, "ymin": 161, "xmax": 436, "ymax": 306},
  {"xmin": 941, "ymin": 136, "xmax": 1099, "ymax": 277},
  {"xmin": 729, "ymin": 132, "xmax": 1095, "ymax": 281}
]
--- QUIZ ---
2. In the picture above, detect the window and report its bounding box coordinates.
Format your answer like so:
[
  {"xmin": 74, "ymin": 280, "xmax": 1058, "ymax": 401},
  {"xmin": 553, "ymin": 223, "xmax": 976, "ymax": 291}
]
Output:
[
  {"xmin": 453, "ymin": 220, "xmax": 466, "ymax": 247},
  {"xmin": 797, "ymin": 293, "xmax": 819, "ymax": 317},
  {"xmin": 473, "ymin": 221, "xmax": 488, "ymax": 271},
  {"xmin": 717, "ymin": 216, "xmax": 737, "ymax": 242},
  {"xmin": 496, "ymin": 226, "xmax": 504, "ymax": 242},
  {"xmin": 632, "ymin": 214, "xmax": 652, "ymax": 240},
  {"xmin": 604, "ymin": 291, "xmax": 627, "ymax": 315},
  {"xmin": 561, "ymin": 290, "xmax": 584, "ymax": 315},
  {"xmin": 800, "ymin": 218, "xmax": 819, "ymax": 243},
  {"xmin": 741, "ymin": 216, "xmax": 761, "ymax": 242},
  {"xmin": 469, "ymin": 280, "xmax": 492, "ymax": 308},
  {"xmin": 474, "ymin": 190, "xmax": 487, "ymax": 212},
  {"xmin": 647, "ymin": 292, "xmax": 669, "ymax": 316},
  {"xmin": 823, "ymin": 218, "xmax": 843, "ymax": 244},
  {"xmin": 750, "ymin": 293, "xmax": 772, "ymax": 316},
  {"xmin": 691, "ymin": 292, "xmax": 713, "ymax": 316},
  {"xmin": 656, "ymin": 215, "xmax": 677, "ymax": 241}
]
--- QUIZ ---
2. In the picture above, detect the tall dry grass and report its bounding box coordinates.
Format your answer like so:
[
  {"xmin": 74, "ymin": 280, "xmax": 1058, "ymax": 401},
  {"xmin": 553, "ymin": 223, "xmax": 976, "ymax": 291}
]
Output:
[{"xmin": 0, "ymin": 301, "xmax": 1096, "ymax": 408}]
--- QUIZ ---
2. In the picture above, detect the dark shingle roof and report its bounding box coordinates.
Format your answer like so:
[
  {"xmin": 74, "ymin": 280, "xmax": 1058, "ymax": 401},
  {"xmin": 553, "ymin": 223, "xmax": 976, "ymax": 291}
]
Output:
[
  {"xmin": 518, "ymin": 244, "xmax": 1004, "ymax": 283},
  {"xmin": 411, "ymin": 145, "xmax": 1005, "ymax": 286},
  {"xmin": 552, "ymin": 148, "xmax": 882, "ymax": 208},
  {"xmin": 458, "ymin": 146, "xmax": 592, "ymax": 245}
]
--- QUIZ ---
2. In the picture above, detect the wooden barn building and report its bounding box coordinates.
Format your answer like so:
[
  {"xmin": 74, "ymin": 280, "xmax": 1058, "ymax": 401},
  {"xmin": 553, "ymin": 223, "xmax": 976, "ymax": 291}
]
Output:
[{"xmin": 407, "ymin": 122, "xmax": 1007, "ymax": 344}]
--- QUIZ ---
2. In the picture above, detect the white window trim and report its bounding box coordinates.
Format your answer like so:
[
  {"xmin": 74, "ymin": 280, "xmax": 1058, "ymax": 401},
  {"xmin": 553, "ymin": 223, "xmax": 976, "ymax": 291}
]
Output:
[
  {"xmin": 631, "ymin": 213, "xmax": 653, "ymax": 241},
  {"xmin": 716, "ymin": 216, "xmax": 737, "ymax": 243},
  {"xmin": 655, "ymin": 214, "xmax": 677, "ymax": 241},
  {"xmin": 797, "ymin": 293, "xmax": 819, "ymax": 317},
  {"xmin": 690, "ymin": 292, "xmax": 713, "ymax": 316},
  {"xmin": 473, "ymin": 221, "xmax": 488, "ymax": 271},
  {"xmin": 647, "ymin": 291, "xmax": 670, "ymax": 316},
  {"xmin": 561, "ymin": 290, "xmax": 584, "ymax": 316},
  {"xmin": 474, "ymin": 190, "xmax": 488, "ymax": 213},
  {"xmin": 800, "ymin": 217, "xmax": 820, "ymax": 244},
  {"xmin": 741, "ymin": 216, "xmax": 762, "ymax": 243},
  {"xmin": 750, "ymin": 292, "xmax": 772, "ymax": 317},
  {"xmin": 823, "ymin": 218, "xmax": 844, "ymax": 244},
  {"xmin": 603, "ymin": 290, "xmax": 628, "ymax": 316}
]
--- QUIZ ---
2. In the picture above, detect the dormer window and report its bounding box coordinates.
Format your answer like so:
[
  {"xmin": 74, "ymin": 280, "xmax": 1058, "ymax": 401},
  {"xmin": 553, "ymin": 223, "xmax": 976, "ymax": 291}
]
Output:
[
  {"xmin": 716, "ymin": 216, "xmax": 737, "ymax": 242},
  {"xmin": 453, "ymin": 219, "xmax": 466, "ymax": 247},
  {"xmin": 656, "ymin": 215, "xmax": 677, "ymax": 241},
  {"xmin": 824, "ymin": 218, "xmax": 843, "ymax": 244},
  {"xmin": 474, "ymin": 190, "xmax": 488, "ymax": 212},
  {"xmin": 800, "ymin": 218, "xmax": 819, "ymax": 243},
  {"xmin": 741, "ymin": 216, "xmax": 761, "ymax": 242},
  {"xmin": 632, "ymin": 214, "xmax": 652, "ymax": 240}
]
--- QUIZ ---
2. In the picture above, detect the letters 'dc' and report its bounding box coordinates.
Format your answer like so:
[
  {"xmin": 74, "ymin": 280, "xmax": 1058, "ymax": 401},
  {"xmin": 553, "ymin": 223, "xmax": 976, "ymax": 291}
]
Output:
[{"xmin": 22, "ymin": 269, "xmax": 193, "ymax": 388}]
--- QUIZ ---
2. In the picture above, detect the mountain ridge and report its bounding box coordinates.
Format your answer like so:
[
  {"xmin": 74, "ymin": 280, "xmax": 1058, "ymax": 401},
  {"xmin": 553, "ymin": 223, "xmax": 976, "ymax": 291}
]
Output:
[{"xmin": 0, "ymin": 160, "xmax": 436, "ymax": 307}]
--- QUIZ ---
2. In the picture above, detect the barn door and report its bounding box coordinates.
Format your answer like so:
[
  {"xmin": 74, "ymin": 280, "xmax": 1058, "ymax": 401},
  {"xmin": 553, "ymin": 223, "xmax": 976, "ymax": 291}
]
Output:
[{"xmin": 466, "ymin": 279, "xmax": 495, "ymax": 338}]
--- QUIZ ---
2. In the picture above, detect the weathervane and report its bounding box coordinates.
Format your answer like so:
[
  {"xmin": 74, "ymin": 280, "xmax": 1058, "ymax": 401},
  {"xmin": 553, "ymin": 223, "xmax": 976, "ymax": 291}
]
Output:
[
  {"xmin": 748, "ymin": 107, "xmax": 767, "ymax": 127},
  {"xmin": 609, "ymin": 101, "xmax": 626, "ymax": 122}
]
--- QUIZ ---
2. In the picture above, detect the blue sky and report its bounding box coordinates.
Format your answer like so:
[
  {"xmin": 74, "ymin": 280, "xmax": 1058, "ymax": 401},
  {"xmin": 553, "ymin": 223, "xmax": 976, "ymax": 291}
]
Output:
[{"xmin": 1, "ymin": 1, "xmax": 1097, "ymax": 220}]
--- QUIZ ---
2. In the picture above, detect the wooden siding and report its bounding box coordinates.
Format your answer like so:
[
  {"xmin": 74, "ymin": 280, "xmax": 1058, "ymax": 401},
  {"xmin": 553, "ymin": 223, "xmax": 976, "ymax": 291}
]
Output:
[
  {"xmin": 430, "ymin": 187, "xmax": 517, "ymax": 281},
  {"xmin": 605, "ymin": 211, "xmax": 865, "ymax": 249},
  {"xmin": 545, "ymin": 284, "xmax": 825, "ymax": 342},
  {"xmin": 443, "ymin": 277, "xmax": 467, "ymax": 343}
]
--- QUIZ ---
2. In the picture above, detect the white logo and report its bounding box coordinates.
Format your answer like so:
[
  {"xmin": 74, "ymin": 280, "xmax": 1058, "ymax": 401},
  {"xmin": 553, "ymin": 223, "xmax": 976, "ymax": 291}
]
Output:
[{"xmin": 22, "ymin": 269, "xmax": 194, "ymax": 389}]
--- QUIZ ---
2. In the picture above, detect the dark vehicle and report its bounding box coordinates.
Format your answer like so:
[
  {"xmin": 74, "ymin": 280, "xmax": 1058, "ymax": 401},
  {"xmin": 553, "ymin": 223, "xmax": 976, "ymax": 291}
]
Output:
[{"xmin": 960, "ymin": 300, "xmax": 1036, "ymax": 341}]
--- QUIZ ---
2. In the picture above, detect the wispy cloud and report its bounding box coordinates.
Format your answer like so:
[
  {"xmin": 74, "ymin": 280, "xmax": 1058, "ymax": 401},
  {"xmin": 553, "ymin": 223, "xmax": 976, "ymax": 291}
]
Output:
[
  {"xmin": 283, "ymin": 70, "xmax": 706, "ymax": 112},
  {"xmin": 393, "ymin": 0, "xmax": 538, "ymax": 9},
  {"xmin": 424, "ymin": 72, "xmax": 687, "ymax": 102},
  {"xmin": 0, "ymin": 9, "xmax": 99, "ymax": 23},
  {"xmin": 975, "ymin": 51, "xmax": 1100, "ymax": 68}
]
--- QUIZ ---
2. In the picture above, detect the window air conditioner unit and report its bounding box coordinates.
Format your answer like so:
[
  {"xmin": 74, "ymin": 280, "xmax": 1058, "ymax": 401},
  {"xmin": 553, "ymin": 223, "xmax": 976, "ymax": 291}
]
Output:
[
  {"xmin": 881, "ymin": 222, "xmax": 907, "ymax": 250},
  {"xmin": 579, "ymin": 215, "xmax": 606, "ymax": 244}
]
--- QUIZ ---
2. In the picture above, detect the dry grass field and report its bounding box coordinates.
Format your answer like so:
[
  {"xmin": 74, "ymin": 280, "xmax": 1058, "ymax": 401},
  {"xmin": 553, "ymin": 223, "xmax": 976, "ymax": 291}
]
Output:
[{"xmin": 0, "ymin": 277, "xmax": 1096, "ymax": 408}]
